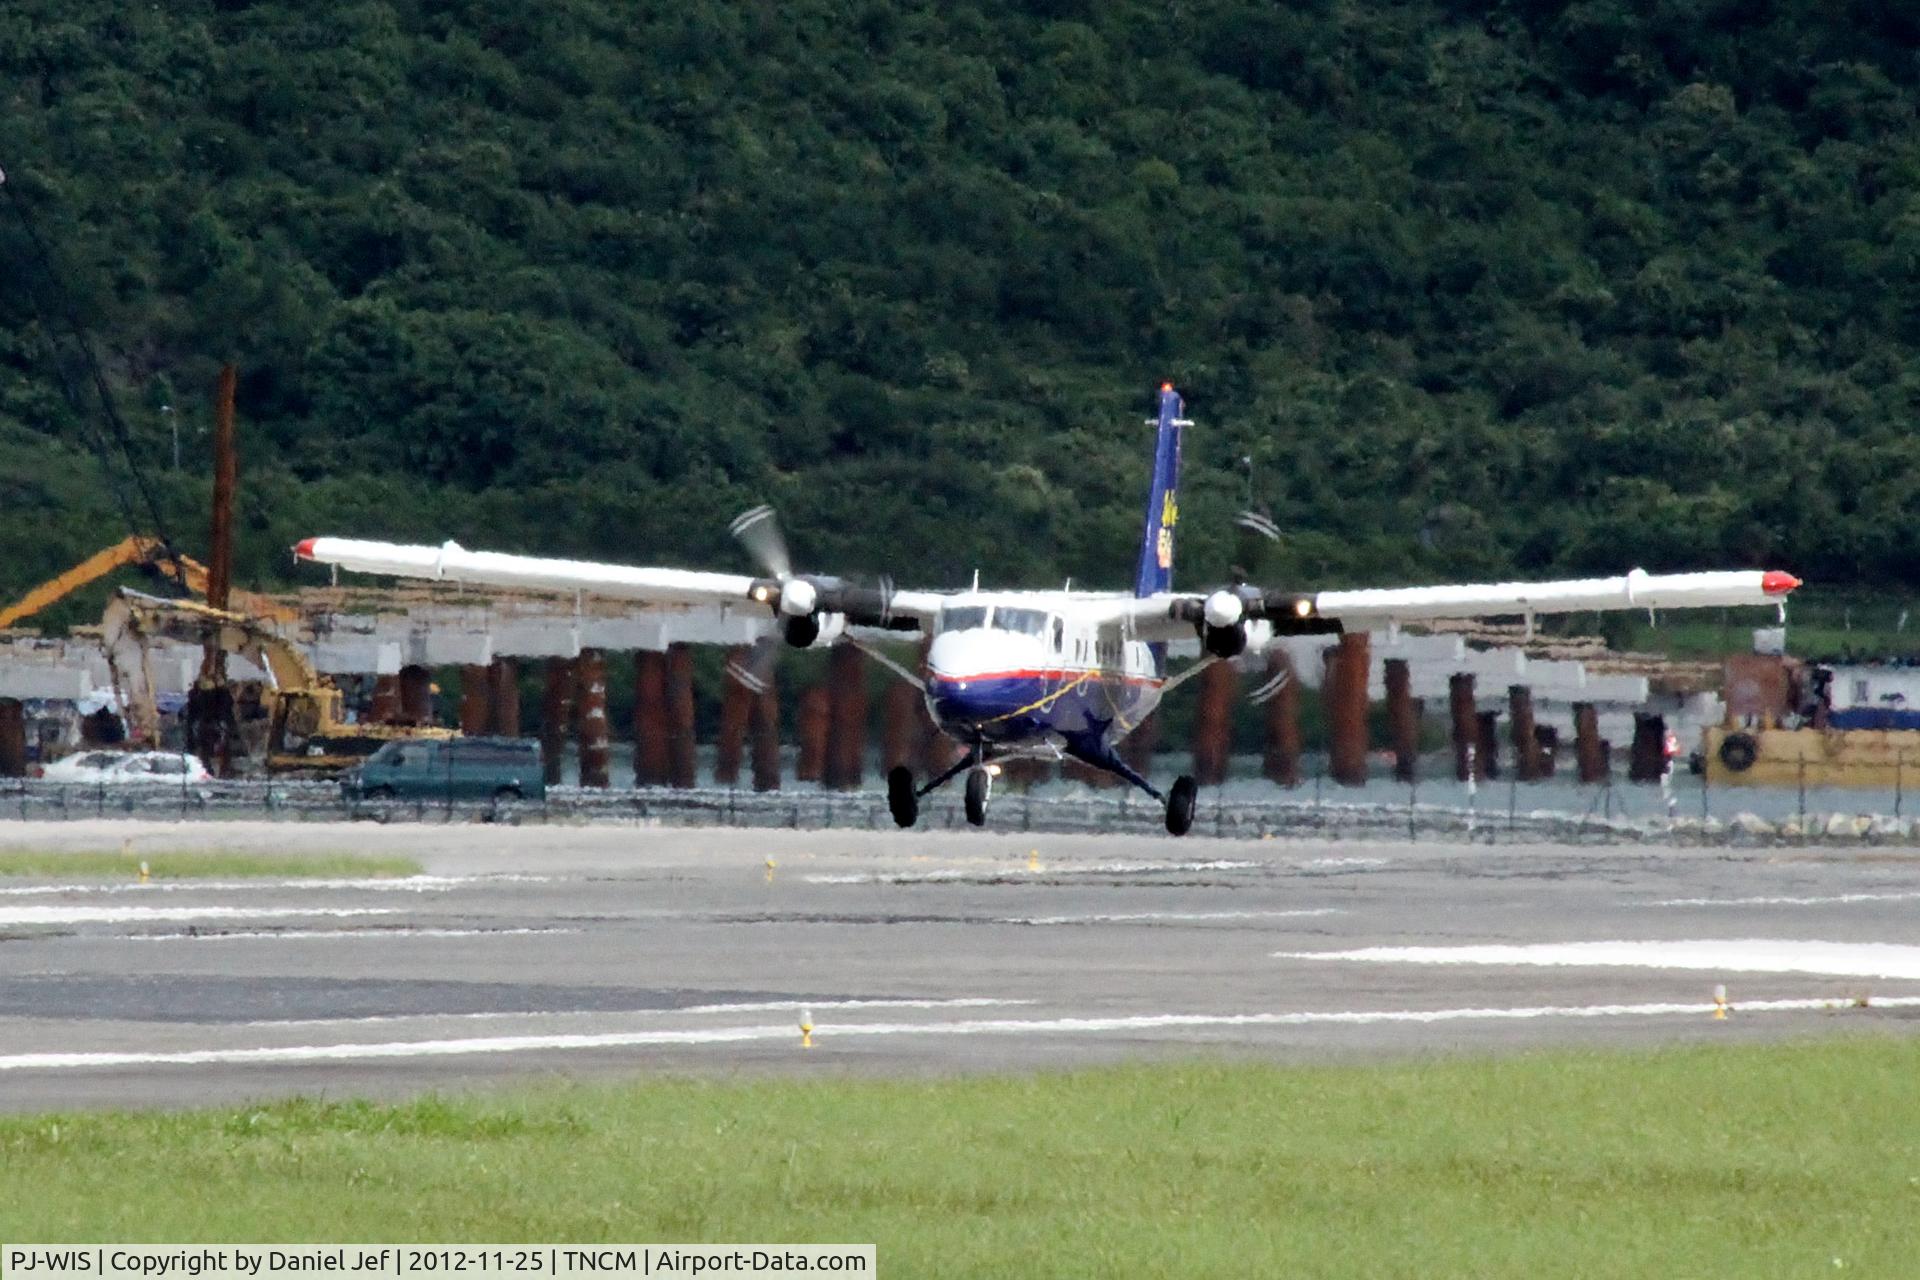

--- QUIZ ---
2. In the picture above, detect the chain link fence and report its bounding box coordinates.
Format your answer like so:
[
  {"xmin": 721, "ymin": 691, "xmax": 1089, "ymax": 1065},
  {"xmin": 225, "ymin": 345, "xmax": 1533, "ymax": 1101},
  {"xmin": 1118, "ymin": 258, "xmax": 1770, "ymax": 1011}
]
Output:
[{"xmin": 3, "ymin": 765, "xmax": 1915, "ymax": 846}]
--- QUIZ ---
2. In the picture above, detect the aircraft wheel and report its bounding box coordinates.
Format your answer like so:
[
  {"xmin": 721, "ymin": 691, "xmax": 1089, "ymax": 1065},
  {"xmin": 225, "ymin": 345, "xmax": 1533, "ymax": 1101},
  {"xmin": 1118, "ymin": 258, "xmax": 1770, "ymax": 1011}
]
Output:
[
  {"xmin": 964, "ymin": 767, "xmax": 990, "ymax": 827},
  {"xmin": 887, "ymin": 765, "xmax": 919, "ymax": 829},
  {"xmin": 1165, "ymin": 775, "xmax": 1198, "ymax": 836}
]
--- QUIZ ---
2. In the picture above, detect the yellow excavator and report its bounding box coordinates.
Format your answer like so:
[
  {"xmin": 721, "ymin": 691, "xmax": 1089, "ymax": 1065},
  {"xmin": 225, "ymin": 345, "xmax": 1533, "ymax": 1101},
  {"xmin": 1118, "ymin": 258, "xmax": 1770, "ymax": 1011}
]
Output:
[
  {"xmin": 0, "ymin": 535, "xmax": 300, "ymax": 631},
  {"xmin": 101, "ymin": 589, "xmax": 453, "ymax": 776}
]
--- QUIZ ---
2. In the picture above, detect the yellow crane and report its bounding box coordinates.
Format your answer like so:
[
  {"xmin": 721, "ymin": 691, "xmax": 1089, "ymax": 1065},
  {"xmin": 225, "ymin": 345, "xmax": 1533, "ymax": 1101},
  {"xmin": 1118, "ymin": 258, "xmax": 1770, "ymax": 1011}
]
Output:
[
  {"xmin": 101, "ymin": 589, "xmax": 453, "ymax": 775},
  {"xmin": 0, "ymin": 536, "xmax": 300, "ymax": 631}
]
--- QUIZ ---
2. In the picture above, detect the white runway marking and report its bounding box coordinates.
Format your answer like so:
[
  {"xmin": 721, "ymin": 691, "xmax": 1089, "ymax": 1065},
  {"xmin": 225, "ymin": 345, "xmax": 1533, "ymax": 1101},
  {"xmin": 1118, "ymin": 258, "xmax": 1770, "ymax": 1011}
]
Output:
[
  {"xmin": 676, "ymin": 996, "xmax": 1033, "ymax": 1015},
  {"xmin": 5, "ymin": 995, "xmax": 1912, "ymax": 1071},
  {"xmin": 1278, "ymin": 939, "xmax": 1920, "ymax": 981},
  {"xmin": 1656, "ymin": 891, "xmax": 1920, "ymax": 908},
  {"xmin": 806, "ymin": 860, "xmax": 1261, "ymax": 884},
  {"xmin": 0, "ymin": 906, "xmax": 400, "ymax": 926},
  {"xmin": 1296, "ymin": 857, "xmax": 1389, "ymax": 869},
  {"xmin": 126, "ymin": 926, "xmax": 577, "ymax": 942},
  {"xmin": 237, "ymin": 997, "xmax": 1034, "ymax": 1029},
  {"xmin": 0, "ymin": 874, "xmax": 548, "ymax": 898},
  {"xmin": 997, "ymin": 909, "xmax": 1341, "ymax": 926}
]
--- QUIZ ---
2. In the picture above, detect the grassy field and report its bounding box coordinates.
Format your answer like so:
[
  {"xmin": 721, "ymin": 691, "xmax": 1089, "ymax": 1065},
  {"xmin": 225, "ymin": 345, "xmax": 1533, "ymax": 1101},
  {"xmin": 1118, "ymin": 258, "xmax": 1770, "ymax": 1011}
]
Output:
[
  {"xmin": 0, "ymin": 850, "xmax": 420, "ymax": 879},
  {"xmin": 1, "ymin": 1039, "xmax": 1915, "ymax": 1275}
]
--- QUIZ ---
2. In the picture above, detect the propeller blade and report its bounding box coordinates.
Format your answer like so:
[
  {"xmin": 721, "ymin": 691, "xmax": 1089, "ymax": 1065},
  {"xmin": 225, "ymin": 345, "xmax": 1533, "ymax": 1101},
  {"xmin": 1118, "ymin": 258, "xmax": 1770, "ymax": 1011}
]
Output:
[
  {"xmin": 724, "ymin": 635, "xmax": 782, "ymax": 695},
  {"xmin": 1235, "ymin": 510, "xmax": 1281, "ymax": 543},
  {"xmin": 729, "ymin": 504, "xmax": 792, "ymax": 581},
  {"xmin": 1247, "ymin": 666, "xmax": 1292, "ymax": 705}
]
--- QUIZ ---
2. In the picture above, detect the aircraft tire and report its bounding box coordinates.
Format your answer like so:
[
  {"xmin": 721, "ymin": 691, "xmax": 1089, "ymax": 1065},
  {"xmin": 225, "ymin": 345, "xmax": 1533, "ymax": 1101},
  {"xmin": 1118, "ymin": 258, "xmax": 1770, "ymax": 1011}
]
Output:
[
  {"xmin": 887, "ymin": 765, "xmax": 919, "ymax": 828},
  {"xmin": 964, "ymin": 767, "xmax": 990, "ymax": 827},
  {"xmin": 1165, "ymin": 775, "xmax": 1198, "ymax": 836}
]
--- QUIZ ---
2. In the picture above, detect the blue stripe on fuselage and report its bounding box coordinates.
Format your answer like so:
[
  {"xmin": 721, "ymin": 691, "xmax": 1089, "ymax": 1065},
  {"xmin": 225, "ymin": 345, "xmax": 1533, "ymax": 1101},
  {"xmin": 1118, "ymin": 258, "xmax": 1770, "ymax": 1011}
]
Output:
[{"xmin": 926, "ymin": 671, "xmax": 1161, "ymax": 745}]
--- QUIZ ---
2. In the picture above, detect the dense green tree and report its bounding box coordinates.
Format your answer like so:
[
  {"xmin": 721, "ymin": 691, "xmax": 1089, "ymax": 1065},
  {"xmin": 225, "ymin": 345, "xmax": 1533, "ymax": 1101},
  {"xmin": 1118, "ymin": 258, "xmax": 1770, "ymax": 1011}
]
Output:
[{"xmin": 4, "ymin": 0, "xmax": 1920, "ymax": 609}]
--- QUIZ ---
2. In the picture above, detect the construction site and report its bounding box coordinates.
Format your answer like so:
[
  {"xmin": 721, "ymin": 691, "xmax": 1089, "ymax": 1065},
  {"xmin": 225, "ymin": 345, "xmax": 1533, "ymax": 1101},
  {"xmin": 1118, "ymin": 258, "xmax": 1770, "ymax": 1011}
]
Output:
[{"xmin": 0, "ymin": 396, "xmax": 1798, "ymax": 807}]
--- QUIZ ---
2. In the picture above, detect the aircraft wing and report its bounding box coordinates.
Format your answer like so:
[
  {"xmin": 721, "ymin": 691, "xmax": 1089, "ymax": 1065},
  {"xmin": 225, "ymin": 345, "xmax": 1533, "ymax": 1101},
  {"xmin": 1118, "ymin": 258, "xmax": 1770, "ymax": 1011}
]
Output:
[
  {"xmin": 293, "ymin": 537, "xmax": 947, "ymax": 631},
  {"xmin": 1310, "ymin": 568, "xmax": 1800, "ymax": 623},
  {"xmin": 1100, "ymin": 568, "xmax": 1800, "ymax": 642}
]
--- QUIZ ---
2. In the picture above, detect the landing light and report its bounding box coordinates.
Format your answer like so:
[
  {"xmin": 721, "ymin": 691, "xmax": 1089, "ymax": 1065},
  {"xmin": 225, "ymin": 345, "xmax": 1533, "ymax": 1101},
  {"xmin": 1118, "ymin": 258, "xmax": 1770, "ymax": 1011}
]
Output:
[
  {"xmin": 751, "ymin": 584, "xmax": 772, "ymax": 603},
  {"xmin": 985, "ymin": 763, "xmax": 1003, "ymax": 777},
  {"xmin": 1294, "ymin": 598, "xmax": 1314, "ymax": 618}
]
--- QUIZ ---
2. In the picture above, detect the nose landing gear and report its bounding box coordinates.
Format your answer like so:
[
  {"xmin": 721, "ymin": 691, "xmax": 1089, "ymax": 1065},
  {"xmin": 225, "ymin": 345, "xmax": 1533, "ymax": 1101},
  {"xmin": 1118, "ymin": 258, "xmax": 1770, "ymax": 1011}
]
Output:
[{"xmin": 964, "ymin": 766, "xmax": 991, "ymax": 827}]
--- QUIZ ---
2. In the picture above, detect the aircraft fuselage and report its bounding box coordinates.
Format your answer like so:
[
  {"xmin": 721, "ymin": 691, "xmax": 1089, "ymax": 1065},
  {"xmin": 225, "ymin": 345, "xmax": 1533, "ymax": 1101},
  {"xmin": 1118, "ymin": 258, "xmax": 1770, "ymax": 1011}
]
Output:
[{"xmin": 922, "ymin": 592, "xmax": 1164, "ymax": 753}]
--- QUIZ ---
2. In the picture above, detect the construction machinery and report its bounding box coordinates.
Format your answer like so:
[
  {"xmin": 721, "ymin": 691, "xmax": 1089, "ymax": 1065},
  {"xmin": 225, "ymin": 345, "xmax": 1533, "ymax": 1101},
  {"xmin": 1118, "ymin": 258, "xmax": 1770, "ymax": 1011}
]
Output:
[
  {"xmin": 101, "ymin": 589, "xmax": 453, "ymax": 775},
  {"xmin": 0, "ymin": 535, "xmax": 300, "ymax": 631}
]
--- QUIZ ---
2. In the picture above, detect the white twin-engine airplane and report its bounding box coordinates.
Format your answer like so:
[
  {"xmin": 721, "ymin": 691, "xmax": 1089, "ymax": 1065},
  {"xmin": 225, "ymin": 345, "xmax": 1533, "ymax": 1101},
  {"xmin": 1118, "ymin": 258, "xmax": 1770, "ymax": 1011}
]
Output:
[{"xmin": 295, "ymin": 384, "xmax": 1801, "ymax": 835}]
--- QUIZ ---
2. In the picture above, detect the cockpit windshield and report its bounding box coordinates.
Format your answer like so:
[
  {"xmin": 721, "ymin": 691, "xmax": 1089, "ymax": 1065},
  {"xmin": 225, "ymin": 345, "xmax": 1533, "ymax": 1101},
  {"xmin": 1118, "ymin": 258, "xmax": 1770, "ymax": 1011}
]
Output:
[
  {"xmin": 940, "ymin": 604, "xmax": 1054, "ymax": 637},
  {"xmin": 993, "ymin": 607, "xmax": 1050, "ymax": 637}
]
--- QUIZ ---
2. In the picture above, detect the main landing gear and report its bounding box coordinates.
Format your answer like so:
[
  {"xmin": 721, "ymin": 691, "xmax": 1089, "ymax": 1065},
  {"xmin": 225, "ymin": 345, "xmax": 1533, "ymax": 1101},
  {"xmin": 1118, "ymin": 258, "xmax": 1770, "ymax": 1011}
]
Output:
[{"xmin": 887, "ymin": 743, "xmax": 1199, "ymax": 837}]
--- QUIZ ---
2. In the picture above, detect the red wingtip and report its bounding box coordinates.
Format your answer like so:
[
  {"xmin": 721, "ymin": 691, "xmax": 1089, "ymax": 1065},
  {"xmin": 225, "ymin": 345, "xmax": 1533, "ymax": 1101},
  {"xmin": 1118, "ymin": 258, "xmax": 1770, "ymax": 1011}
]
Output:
[
  {"xmin": 293, "ymin": 537, "xmax": 318, "ymax": 561},
  {"xmin": 1160, "ymin": 381, "xmax": 1173, "ymax": 393},
  {"xmin": 1761, "ymin": 570, "xmax": 1801, "ymax": 596}
]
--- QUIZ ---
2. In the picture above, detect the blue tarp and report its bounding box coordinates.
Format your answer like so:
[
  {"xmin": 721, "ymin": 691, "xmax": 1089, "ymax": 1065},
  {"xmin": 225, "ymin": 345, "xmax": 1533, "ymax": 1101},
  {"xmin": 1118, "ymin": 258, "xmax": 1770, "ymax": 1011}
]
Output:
[{"xmin": 1828, "ymin": 707, "xmax": 1920, "ymax": 731}]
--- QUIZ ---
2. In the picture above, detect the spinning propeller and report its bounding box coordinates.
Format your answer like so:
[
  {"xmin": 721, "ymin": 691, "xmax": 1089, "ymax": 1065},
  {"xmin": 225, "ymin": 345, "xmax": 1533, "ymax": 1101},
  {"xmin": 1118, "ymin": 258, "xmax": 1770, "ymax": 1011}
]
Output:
[
  {"xmin": 725, "ymin": 504, "xmax": 906, "ymax": 692},
  {"xmin": 1170, "ymin": 507, "xmax": 1339, "ymax": 676}
]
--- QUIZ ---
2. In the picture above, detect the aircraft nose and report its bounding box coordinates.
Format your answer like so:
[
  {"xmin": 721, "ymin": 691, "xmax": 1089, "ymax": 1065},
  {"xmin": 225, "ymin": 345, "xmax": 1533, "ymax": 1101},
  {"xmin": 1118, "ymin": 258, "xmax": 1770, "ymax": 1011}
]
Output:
[
  {"xmin": 927, "ymin": 675, "xmax": 1029, "ymax": 727},
  {"xmin": 926, "ymin": 628, "xmax": 1042, "ymax": 725}
]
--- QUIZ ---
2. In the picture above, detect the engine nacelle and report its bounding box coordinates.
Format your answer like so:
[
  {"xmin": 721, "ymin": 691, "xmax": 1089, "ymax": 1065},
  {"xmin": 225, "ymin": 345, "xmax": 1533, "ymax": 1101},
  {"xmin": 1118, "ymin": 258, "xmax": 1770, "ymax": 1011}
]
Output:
[
  {"xmin": 1173, "ymin": 586, "xmax": 1340, "ymax": 651},
  {"xmin": 1199, "ymin": 588, "xmax": 1248, "ymax": 657},
  {"xmin": 1201, "ymin": 620, "xmax": 1248, "ymax": 658},
  {"xmin": 781, "ymin": 611, "xmax": 846, "ymax": 649}
]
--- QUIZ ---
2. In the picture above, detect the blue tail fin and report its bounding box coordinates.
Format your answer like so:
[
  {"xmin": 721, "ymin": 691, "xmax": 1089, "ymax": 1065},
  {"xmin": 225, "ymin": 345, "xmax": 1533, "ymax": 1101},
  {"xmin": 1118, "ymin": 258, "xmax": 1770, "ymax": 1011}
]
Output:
[{"xmin": 1132, "ymin": 383, "xmax": 1185, "ymax": 597}]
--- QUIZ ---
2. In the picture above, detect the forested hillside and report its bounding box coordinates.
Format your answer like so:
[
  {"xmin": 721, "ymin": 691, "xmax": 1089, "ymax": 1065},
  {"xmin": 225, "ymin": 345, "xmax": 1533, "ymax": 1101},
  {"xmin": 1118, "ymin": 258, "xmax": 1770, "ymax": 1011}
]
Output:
[{"xmin": 4, "ymin": 0, "xmax": 1920, "ymax": 606}]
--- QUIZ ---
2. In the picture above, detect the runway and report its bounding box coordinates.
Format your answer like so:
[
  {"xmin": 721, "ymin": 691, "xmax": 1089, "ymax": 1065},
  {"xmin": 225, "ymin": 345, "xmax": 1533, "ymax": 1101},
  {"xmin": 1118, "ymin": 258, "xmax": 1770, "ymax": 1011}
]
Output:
[{"xmin": 1, "ymin": 820, "xmax": 1918, "ymax": 1110}]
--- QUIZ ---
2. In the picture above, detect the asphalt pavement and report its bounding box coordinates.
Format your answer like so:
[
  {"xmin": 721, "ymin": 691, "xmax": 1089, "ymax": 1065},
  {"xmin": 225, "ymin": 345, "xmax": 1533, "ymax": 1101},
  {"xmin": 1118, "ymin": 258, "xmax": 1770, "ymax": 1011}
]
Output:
[{"xmin": 0, "ymin": 820, "xmax": 1916, "ymax": 1110}]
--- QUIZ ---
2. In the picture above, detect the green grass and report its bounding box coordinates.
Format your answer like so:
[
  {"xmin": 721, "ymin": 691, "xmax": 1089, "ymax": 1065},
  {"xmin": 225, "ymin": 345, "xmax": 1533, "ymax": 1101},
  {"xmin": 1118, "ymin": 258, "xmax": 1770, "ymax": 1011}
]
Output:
[
  {"xmin": 2, "ymin": 1039, "xmax": 1917, "ymax": 1275},
  {"xmin": 0, "ymin": 851, "xmax": 420, "ymax": 879}
]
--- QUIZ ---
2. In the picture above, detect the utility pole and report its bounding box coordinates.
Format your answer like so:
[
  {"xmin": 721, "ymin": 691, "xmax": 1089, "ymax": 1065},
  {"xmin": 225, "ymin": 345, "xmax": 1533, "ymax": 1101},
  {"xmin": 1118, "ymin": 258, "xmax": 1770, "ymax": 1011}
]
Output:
[
  {"xmin": 191, "ymin": 364, "xmax": 238, "ymax": 776},
  {"xmin": 208, "ymin": 364, "xmax": 235, "ymax": 613}
]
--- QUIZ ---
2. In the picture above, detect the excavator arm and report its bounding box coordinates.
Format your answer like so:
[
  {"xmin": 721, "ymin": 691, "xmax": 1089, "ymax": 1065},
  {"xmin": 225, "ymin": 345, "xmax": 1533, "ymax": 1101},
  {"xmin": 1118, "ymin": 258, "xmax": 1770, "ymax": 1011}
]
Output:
[
  {"xmin": 0, "ymin": 537, "xmax": 299, "ymax": 631},
  {"xmin": 105, "ymin": 590, "xmax": 324, "ymax": 692},
  {"xmin": 0, "ymin": 536, "xmax": 176, "ymax": 630}
]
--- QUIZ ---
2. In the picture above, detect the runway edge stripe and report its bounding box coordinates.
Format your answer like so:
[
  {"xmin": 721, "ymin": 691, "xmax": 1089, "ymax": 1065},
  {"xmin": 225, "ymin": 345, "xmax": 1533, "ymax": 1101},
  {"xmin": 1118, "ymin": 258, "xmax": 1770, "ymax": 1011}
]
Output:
[{"xmin": 6, "ymin": 996, "xmax": 1916, "ymax": 1071}]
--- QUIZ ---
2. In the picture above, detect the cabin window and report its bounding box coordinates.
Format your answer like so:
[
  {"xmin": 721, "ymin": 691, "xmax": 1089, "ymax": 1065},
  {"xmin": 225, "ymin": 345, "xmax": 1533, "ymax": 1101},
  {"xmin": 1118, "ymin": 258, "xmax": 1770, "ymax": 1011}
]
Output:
[
  {"xmin": 1052, "ymin": 618, "xmax": 1064, "ymax": 653},
  {"xmin": 994, "ymin": 607, "xmax": 1049, "ymax": 637},
  {"xmin": 941, "ymin": 605, "xmax": 989, "ymax": 632},
  {"xmin": 1853, "ymin": 678, "xmax": 1870, "ymax": 704}
]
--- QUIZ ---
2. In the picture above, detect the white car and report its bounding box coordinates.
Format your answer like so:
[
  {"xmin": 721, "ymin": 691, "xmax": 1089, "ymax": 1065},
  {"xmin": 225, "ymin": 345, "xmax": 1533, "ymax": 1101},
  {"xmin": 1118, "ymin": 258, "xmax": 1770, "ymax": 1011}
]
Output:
[{"xmin": 37, "ymin": 751, "xmax": 214, "ymax": 785}]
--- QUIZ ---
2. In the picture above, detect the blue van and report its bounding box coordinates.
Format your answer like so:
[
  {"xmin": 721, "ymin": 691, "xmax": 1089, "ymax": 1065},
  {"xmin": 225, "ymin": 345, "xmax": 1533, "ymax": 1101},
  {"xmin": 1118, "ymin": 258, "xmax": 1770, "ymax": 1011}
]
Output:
[{"xmin": 341, "ymin": 737, "xmax": 545, "ymax": 803}]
